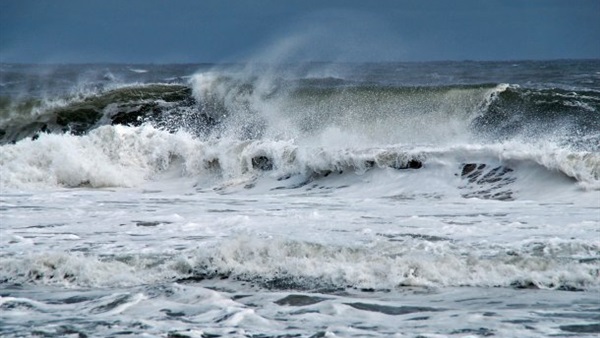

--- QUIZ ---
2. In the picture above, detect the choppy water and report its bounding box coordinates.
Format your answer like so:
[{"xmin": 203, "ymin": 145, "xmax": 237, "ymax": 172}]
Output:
[{"xmin": 1, "ymin": 61, "xmax": 599, "ymax": 337}]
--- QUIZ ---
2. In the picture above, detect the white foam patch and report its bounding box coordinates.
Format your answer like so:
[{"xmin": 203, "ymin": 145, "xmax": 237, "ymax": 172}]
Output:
[
  {"xmin": 1, "ymin": 124, "xmax": 598, "ymax": 195},
  {"xmin": 188, "ymin": 237, "xmax": 600, "ymax": 290},
  {"xmin": 2, "ymin": 236, "xmax": 597, "ymax": 291},
  {"xmin": 0, "ymin": 125, "xmax": 199, "ymax": 188},
  {"xmin": 0, "ymin": 250, "xmax": 201, "ymax": 288}
]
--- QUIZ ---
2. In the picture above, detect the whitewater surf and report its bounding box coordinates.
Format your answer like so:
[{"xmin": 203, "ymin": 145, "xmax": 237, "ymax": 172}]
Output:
[{"xmin": 1, "ymin": 61, "xmax": 599, "ymax": 337}]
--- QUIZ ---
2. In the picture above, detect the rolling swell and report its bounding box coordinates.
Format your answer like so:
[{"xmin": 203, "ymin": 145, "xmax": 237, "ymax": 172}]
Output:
[
  {"xmin": 192, "ymin": 76, "xmax": 598, "ymax": 148},
  {"xmin": 0, "ymin": 84, "xmax": 207, "ymax": 144},
  {"xmin": 1, "ymin": 73, "xmax": 599, "ymax": 150},
  {"xmin": 189, "ymin": 74, "xmax": 501, "ymax": 142},
  {"xmin": 472, "ymin": 85, "xmax": 600, "ymax": 148}
]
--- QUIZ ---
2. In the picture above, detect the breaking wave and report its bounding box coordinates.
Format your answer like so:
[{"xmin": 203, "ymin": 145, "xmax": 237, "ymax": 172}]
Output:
[
  {"xmin": 1, "ymin": 71, "xmax": 598, "ymax": 149},
  {"xmin": 1, "ymin": 125, "xmax": 598, "ymax": 192},
  {"xmin": 1, "ymin": 63, "xmax": 599, "ymax": 193}
]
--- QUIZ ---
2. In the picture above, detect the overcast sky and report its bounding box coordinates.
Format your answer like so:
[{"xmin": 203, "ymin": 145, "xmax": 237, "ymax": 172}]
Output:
[{"xmin": 1, "ymin": 0, "xmax": 599, "ymax": 63}]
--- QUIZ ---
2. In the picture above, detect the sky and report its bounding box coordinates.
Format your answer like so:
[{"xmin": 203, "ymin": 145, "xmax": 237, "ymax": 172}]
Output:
[{"xmin": 1, "ymin": 0, "xmax": 599, "ymax": 63}]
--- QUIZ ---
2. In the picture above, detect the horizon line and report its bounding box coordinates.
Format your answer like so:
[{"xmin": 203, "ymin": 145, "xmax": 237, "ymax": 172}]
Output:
[{"xmin": 2, "ymin": 58, "xmax": 599, "ymax": 66}]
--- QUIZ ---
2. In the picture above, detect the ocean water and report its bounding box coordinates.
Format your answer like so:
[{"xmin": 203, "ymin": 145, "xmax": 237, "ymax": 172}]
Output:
[{"xmin": 1, "ymin": 61, "xmax": 599, "ymax": 337}]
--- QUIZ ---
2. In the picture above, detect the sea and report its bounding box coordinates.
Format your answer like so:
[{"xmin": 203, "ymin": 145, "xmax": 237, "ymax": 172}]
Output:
[{"xmin": 0, "ymin": 60, "xmax": 599, "ymax": 337}]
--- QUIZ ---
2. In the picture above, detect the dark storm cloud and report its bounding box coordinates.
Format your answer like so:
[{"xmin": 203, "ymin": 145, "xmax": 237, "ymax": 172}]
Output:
[{"xmin": 1, "ymin": 0, "xmax": 599, "ymax": 63}]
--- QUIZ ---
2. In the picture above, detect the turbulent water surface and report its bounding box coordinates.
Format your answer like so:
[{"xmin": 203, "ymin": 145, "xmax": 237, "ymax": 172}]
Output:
[{"xmin": 1, "ymin": 61, "xmax": 599, "ymax": 337}]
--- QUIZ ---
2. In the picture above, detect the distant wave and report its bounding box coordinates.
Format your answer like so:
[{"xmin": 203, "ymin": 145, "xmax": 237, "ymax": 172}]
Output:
[{"xmin": 128, "ymin": 68, "xmax": 148, "ymax": 74}]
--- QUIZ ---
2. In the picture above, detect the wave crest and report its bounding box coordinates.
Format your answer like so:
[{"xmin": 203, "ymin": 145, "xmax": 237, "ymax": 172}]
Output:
[{"xmin": 1, "ymin": 125, "xmax": 598, "ymax": 192}]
